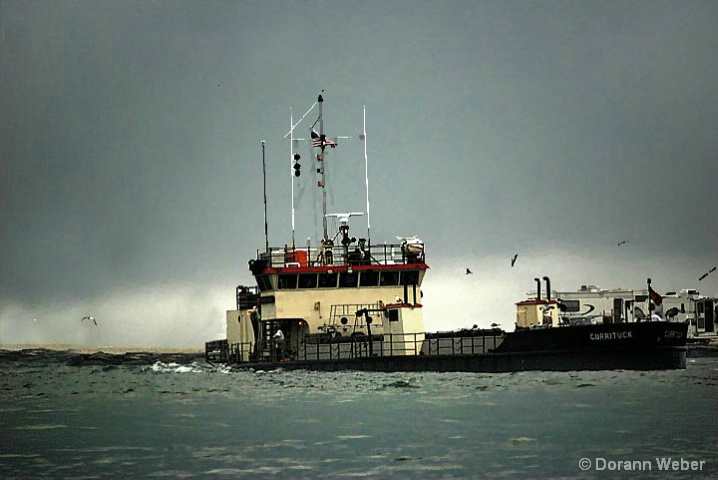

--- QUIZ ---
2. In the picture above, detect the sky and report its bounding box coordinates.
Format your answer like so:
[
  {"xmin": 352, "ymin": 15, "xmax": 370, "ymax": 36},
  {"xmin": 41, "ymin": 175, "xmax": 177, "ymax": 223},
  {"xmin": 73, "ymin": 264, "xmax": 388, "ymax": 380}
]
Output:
[{"xmin": 1, "ymin": 0, "xmax": 717, "ymax": 347}]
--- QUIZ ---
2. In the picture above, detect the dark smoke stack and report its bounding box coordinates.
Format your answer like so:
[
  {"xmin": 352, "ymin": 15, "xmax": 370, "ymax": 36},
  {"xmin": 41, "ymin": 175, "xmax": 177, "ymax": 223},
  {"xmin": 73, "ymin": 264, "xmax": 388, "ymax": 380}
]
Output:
[
  {"xmin": 543, "ymin": 276, "xmax": 551, "ymax": 302},
  {"xmin": 534, "ymin": 278, "xmax": 541, "ymax": 301}
]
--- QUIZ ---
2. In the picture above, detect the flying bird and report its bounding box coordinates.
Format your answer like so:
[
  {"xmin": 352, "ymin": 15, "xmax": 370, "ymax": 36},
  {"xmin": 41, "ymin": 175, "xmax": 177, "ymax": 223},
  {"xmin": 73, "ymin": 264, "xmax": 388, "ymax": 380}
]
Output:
[
  {"xmin": 511, "ymin": 254, "xmax": 518, "ymax": 267},
  {"xmin": 617, "ymin": 240, "xmax": 627, "ymax": 246},
  {"xmin": 466, "ymin": 268, "xmax": 473, "ymax": 275},
  {"xmin": 81, "ymin": 316, "xmax": 97, "ymax": 326},
  {"xmin": 699, "ymin": 266, "xmax": 717, "ymax": 281}
]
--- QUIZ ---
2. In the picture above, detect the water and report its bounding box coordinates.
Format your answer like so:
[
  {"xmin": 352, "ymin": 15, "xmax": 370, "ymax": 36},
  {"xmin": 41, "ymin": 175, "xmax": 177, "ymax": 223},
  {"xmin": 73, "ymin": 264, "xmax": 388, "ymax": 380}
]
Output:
[{"xmin": 1, "ymin": 350, "xmax": 716, "ymax": 479}]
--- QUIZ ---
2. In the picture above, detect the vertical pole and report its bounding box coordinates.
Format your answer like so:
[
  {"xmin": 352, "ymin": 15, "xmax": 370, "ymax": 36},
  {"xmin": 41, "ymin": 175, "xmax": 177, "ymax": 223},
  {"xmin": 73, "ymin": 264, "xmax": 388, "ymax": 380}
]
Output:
[
  {"xmin": 262, "ymin": 141, "xmax": 269, "ymax": 253},
  {"xmin": 290, "ymin": 108, "xmax": 296, "ymax": 247},
  {"xmin": 647, "ymin": 277, "xmax": 652, "ymax": 319},
  {"xmin": 363, "ymin": 106, "xmax": 371, "ymax": 243},
  {"xmin": 319, "ymin": 94, "xmax": 328, "ymax": 241}
]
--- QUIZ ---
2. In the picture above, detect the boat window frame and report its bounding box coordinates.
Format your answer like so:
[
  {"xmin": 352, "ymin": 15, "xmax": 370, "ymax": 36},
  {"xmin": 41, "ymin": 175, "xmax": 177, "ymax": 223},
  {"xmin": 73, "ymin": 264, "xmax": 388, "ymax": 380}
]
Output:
[
  {"xmin": 256, "ymin": 275, "xmax": 274, "ymax": 292},
  {"xmin": 339, "ymin": 271, "xmax": 358, "ymax": 288},
  {"xmin": 278, "ymin": 274, "xmax": 298, "ymax": 290},
  {"xmin": 360, "ymin": 270, "xmax": 379, "ymax": 287},
  {"xmin": 379, "ymin": 271, "xmax": 399, "ymax": 286},
  {"xmin": 297, "ymin": 273, "xmax": 318, "ymax": 289},
  {"xmin": 318, "ymin": 272, "xmax": 338, "ymax": 289},
  {"xmin": 561, "ymin": 300, "xmax": 580, "ymax": 312},
  {"xmin": 400, "ymin": 270, "xmax": 419, "ymax": 285}
]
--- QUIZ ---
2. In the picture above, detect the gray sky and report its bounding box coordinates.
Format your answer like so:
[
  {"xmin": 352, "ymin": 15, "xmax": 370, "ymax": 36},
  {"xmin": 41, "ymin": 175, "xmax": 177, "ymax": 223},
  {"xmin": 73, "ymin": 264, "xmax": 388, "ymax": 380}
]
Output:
[{"xmin": 2, "ymin": 0, "xmax": 717, "ymax": 346}]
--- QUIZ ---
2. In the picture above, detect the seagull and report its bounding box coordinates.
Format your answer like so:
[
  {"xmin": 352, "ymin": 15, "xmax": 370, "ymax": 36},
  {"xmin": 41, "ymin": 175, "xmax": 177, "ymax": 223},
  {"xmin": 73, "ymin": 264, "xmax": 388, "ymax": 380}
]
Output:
[
  {"xmin": 617, "ymin": 240, "xmax": 627, "ymax": 246},
  {"xmin": 511, "ymin": 254, "xmax": 518, "ymax": 267},
  {"xmin": 81, "ymin": 316, "xmax": 97, "ymax": 326},
  {"xmin": 466, "ymin": 268, "xmax": 473, "ymax": 275},
  {"xmin": 699, "ymin": 266, "xmax": 717, "ymax": 281}
]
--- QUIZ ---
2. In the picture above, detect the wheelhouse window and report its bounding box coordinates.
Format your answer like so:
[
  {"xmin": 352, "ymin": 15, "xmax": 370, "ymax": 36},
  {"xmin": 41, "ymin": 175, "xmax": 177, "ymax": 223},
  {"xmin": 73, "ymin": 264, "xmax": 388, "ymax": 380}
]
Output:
[
  {"xmin": 380, "ymin": 271, "xmax": 399, "ymax": 286},
  {"xmin": 339, "ymin": 272, "xmax": 358, "ymax": 288},
  {"xmin": 278, "ymin": 274, "xmax": 298, "ymax": 289},
  {"xmin": 298, "ymin": 273, "xmax": 318, "ymax": 289},
  {"xmin": 360, "ymin": 270, "xmax": 379, "ymax": 287},
  {"xmin": 561, "ymin": 300, "xmax": 580, "ymax": 312},
  {"xmin": 318, "ymin": 272, "xmax": 338, "ymax": 288},
  {"xmin": 388, "ymin": 309, "xmax": 400, "ymax": 322},
  {"xmin": 256, "ymin": 275, "xmax": 274, "ymax": 292},
  {"xmin": 400, "ymin": 270, "xmax": 419, "ymax": 285}
]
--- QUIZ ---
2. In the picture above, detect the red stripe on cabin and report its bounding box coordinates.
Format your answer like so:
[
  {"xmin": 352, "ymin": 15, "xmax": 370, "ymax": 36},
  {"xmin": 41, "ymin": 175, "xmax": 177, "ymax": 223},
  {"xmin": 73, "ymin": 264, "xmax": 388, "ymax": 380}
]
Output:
[{"xmin": 257, "ymin": 263, "xmax": 430, "ymax": 275}]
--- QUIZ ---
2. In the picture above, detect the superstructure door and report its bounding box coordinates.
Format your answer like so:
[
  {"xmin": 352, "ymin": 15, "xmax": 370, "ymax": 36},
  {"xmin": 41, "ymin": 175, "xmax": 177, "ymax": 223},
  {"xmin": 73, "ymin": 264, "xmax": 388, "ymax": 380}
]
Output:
[{"xmin": 705, "ymin": 300, "xmax": 715, "ymax": 333}]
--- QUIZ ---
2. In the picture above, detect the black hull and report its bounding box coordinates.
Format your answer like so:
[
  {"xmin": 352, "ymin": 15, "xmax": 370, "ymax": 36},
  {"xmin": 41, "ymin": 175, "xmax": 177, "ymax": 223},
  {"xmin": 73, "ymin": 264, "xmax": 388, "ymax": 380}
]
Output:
[
  {"xmin": 213, "ymin": 322, "xmax": 689, "ymax": 373},
  {"xmin": 231, "ymin": 346, "xmax": 686, "ymax": 373},
  {"xmin": 496, "ymin": 321, "xmax": 688, "ymax": 353}
]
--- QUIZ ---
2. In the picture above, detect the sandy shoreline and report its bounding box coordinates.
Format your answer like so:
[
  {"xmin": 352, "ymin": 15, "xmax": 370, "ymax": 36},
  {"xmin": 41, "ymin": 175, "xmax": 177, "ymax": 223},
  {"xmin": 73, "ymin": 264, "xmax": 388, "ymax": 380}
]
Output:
[{"xmin": 0, "ymin": 343, "xmax": 204, "ymax": 354}]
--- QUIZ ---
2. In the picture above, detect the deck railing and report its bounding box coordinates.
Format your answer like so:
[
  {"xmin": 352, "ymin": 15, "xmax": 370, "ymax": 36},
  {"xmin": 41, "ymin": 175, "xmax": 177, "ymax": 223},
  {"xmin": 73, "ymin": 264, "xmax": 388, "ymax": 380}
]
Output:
[
  {"xmin": 211, "ymin": 331, "xmax": 506, "ymax": 365},
  {"xmin": 256, "ymin": 242, "xmax": 425, "ymax": 269}
]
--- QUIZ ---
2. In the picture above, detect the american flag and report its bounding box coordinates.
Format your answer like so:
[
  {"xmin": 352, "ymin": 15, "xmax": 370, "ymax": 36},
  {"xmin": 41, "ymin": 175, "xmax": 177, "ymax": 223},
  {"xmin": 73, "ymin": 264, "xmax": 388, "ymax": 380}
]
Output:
[{"xmin": 310, "ymin": 130, "xmax": 338, "ymax": 148}]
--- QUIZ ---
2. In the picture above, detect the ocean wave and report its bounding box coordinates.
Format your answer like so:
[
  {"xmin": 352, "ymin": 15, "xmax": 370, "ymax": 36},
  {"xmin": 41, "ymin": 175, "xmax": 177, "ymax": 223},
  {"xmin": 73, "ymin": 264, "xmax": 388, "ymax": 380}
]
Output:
[
  {"xmin": 0, "ymin": 348, "xmax": 206, "ymax": 368},
  {"xmin": 144, "ymin": 361, "xmax": 208, "ymax": 374}
]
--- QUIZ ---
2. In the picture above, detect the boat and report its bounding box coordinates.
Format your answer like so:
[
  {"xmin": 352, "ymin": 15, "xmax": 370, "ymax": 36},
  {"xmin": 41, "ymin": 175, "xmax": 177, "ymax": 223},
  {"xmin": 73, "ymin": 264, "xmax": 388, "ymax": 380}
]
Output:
[{"xmin": 205, "ymin": 94, "xmax": 687, "ymax": 372}]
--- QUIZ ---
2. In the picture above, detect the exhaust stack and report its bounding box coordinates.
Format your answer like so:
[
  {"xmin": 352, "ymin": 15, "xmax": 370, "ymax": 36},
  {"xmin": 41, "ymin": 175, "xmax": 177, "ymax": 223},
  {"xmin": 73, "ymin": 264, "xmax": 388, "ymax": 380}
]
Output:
[
  {"xmin": 543, "ymin": 276, "xmax": 551, "ymax": 302},
  {"xmin": 534, "ymin": 278, "xmax": 542, "ymax": 301}
]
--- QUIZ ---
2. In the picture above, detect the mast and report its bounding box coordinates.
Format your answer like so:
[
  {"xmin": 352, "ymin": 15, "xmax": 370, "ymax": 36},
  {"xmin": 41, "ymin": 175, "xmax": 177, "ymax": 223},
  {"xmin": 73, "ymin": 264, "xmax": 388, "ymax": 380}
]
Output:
[
  {"xmin": 363, "ymin": 106, "xmax": 371, "ymax": 243},
  {"xmin": 319, "ymin": 94, "xmax": 328, "ymax": 241},
  {"xmin": 289, "ymin": 108, "xmax": 296, "ymax": 247},
  {"xmin": 262, "ymin": 140, "xmax": 269, "ymax": 253}
]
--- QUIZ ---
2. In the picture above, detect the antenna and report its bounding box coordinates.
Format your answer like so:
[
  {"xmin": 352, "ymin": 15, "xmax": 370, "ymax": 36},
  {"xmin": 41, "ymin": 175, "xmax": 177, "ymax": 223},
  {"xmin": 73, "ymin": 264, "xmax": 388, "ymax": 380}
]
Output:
[
  {"xmin": 325, "ymin": 212, "xmax": 364, "ymax": 223},
  {"xmin": 284, "ymin": 102, "xmax": 318, "ymax": 139},
  {"xmin": 262, "ymin": 140, "xmax": 269, "ymax": 253},
  {"xmin": 363, "ymin": 106, "xmax": 371, "ymax": 243}
]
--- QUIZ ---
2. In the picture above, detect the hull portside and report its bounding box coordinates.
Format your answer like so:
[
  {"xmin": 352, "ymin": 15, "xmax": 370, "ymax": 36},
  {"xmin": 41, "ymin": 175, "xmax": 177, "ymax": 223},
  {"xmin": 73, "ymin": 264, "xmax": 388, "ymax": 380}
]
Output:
[
  {"xmin": 496, "ymin": 321, "xmax": 688, "ymax": 353},
  {"xmin": 222, "ymin": 346, "xmax": 686, "ymax": 372}
]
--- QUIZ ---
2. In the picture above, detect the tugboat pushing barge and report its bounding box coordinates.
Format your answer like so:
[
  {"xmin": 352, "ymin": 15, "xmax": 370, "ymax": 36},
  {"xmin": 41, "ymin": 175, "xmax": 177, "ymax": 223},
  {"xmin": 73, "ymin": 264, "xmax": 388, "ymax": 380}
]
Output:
[{"xmin": 205, "ymin": 94, "xmax": 687, "ymax": 372}]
